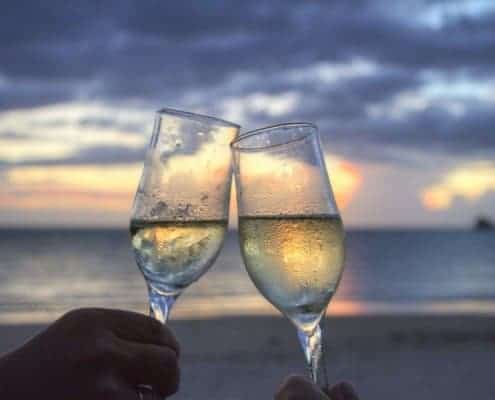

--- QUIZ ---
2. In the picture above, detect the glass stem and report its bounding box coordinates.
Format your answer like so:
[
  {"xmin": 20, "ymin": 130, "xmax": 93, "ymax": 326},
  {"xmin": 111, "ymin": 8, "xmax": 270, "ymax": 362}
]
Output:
[
  {"xmin": 297, "ymin": 322, "xmax": 328, "ymax": 389},
  {"xmin": 147, "ymin": 285, "xmax": 178, "ymax": 324}
]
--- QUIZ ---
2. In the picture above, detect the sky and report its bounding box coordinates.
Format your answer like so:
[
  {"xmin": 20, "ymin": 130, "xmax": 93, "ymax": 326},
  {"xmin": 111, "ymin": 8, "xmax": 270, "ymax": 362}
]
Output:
[{"xmin": 0, "ymin": 0, "xmax": 494, "ymax": 228}]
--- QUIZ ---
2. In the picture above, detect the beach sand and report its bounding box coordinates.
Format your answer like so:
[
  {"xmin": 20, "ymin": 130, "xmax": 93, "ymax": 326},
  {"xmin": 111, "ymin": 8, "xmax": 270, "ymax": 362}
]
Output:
[{"xmin": 1, "ymin": 314, "xmax": 495, "ymax": 399}]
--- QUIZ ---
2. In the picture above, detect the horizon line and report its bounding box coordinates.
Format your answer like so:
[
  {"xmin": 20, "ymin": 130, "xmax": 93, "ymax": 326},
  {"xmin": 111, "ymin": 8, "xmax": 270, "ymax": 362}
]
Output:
[{"xmin": 0, "ymin": 224, "xmax": 482, "ymax": 231}]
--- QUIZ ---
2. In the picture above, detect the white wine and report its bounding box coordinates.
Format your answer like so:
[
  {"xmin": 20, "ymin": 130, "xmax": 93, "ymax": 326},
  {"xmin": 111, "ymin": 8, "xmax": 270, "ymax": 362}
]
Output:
[
  {"xmin": 130, "ymin": 219, "xmax": 227, "ymax": 294},
  {"xmin": 239, "ymin": 215, "xmax": 344, "ymax": 333}
]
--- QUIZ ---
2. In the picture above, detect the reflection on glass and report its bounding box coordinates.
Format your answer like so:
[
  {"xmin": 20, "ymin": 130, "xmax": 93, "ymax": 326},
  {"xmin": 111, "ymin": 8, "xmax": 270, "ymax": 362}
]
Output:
[
  {"xmin": 130, "ymin": 108, "xmax": 239, "ymax": 323},
  {"xmin": 232, "ymin": 123, "xmax": 345, "ymax": 387}
]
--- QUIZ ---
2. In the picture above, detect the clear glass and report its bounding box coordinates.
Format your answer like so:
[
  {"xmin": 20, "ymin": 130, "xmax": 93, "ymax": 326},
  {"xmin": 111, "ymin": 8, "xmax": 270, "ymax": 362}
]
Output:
[
  {"xmin": 231, "ymin": 123, "xmax": 345, "ymax": 387},
  {"xmin": 130, "ymin": 108, "xmax": 240, "ymax": 323}
]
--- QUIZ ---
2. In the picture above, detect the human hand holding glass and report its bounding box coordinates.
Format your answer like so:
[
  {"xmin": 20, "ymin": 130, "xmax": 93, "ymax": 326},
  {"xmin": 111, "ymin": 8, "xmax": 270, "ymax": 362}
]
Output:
[
  {"xmin": 231, "ymin": 123, "xmax": 345, "ymax": 387},
  {"xmin": 130, "ymin": 108, "xmax": 239, "ymax": 323}
]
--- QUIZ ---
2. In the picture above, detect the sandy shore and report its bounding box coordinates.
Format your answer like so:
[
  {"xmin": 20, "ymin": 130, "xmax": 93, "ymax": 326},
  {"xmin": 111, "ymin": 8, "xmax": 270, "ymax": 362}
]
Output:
[{"xmin": 1, "ymin": 314, "xmax": 495, "ymax": 399}]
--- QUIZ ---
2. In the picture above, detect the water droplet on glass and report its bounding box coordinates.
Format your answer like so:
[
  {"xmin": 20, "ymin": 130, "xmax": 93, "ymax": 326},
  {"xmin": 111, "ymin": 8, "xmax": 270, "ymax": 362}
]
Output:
[{"xmin": 150, "ymin": 201, "xmax": 168, "ymax": 217}]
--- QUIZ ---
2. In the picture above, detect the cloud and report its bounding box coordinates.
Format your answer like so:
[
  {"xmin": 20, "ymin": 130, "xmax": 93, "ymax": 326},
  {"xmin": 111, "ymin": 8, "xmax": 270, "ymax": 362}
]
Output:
[
  {"xmin": 1, "ymin": 0, "xmax": 494, "ymax": 166},
  {"xmin": 1, "ymin": 163, "xmax": 141, "ymax": 213},
  {"xmin": 0, "ymin": 78, "xmax": 74, "ymax": 110},
  {"xmin": 221, "ymin": 91, "xmax": 301, "ymax": 125},
  {"xmin": 0, "ymin": 102, "xmax": 151, "ymax": 137},
  {"xmin": 0, "ymin": 102, "xmax": 151, "ymax": 164},
  {"xmin": 421, "ymin": 161, "xmax": 495, "ymax": 210},
  {"xmin": 23, "ymin": 145, "xmax": 146, "ymax": 166},
  {"xmin": 1, "ymin": 153, "xmax": 362, "ymax": 226},
  {"xmin": 3, "ymin": 1, "xmax": 495, "ymax": 83}
]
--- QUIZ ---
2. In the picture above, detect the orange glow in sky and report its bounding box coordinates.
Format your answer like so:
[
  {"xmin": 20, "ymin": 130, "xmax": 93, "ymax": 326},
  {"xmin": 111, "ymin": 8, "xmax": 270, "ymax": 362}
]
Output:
[
  {"xmin": 326, "ymin": 158, "xmax": 362, "ymax": 210},
  {"xmin": 421, "ymin": 161, "xmax": 495, "ymax": 210},
  {"xmin": 1, "ymin": 154, "xmax": 362, "ymax": 224},
  {"xmin": 2, "ymin": 164, "xmax": 141, "ymax": 213}
]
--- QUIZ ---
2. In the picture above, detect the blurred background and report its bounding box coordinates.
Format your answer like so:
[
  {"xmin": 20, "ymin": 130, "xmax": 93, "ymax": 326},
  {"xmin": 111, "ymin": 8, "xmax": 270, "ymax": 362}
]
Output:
[
  {"xmin": 1, "ymin": 0, "xmax": 494, "ymax": 228},
  {"xmin": 0, "ymin": 1, "xmax": 494, "ymax": 399}
]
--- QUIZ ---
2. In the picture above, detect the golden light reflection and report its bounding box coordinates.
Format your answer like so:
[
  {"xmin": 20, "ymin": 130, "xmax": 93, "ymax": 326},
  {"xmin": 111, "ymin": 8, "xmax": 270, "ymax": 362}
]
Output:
[
  {"xmin": 8, "ymin": 164, "xmax": 141, "ymax": 192},
  {"xmin": 325, "ymin": 156, "xmax": 362, "ymax": 209},
  {"xmin": 1, "ymin": 151, "xmax": 361, "ymax": 222},
  {"xmin": 421, "ymin": 161, "xmax": 495, "ymax": 210},
  {"xmin": 3, "ymin": 164, "xmax": 141, "ymax": 212},
  {"xmin": 0, "ymin": 190, "xmax": 132, "ymax": 212},
  {"xmin": 231, "ymin": 151, "xmax": 361, "ymax": 215},
  {"xmin": 0, "ymin": 139, "xmax": 76, "ymax": 162}
]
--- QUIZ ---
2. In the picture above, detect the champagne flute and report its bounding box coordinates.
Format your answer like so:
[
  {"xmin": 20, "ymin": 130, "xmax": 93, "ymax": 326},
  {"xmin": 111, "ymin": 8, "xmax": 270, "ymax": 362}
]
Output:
[
  {"xmin": 231, "ymin": 123, "xmax": 345, "ymax": 387},
  {"xmin": 130, "ymin": 108, "xmax": 239, "ymax": 323}
]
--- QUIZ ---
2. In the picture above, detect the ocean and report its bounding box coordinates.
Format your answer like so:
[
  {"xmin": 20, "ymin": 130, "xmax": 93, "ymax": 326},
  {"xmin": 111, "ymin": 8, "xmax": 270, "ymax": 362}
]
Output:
[{"xmin": 0, "ymin": 228, "xmax": 494, "ymax": 324}]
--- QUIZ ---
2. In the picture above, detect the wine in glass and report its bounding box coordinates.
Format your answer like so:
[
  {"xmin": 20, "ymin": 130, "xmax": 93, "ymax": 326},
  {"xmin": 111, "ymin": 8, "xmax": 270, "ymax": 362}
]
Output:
[
  {"xmin": 231, "ymin": 123, "xmax": 345, "ymax": 387},
  {"xmin": 130, "ymin": 108, "xmax": 240, "ymax": 323}
]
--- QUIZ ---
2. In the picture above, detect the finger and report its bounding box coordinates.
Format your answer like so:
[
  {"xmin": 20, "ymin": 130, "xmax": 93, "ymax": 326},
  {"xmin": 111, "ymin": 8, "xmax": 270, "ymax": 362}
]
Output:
[
  {"xmin": 136, "ymin": 384, "xmax": 162, "ymax": 400},
  {"xmin": 93, "ymin": 308, "xmax": 180, "ymax": 356},
  {"xmin": 275, "ymin": 375, "xmax": 328, "ymax": 400},
  {"xmin": 326, "ymin": 382, "xmax": 359, "ymax": 400},
  {"xmin": 117, "ymin": 339, "xmax": 180, "ymax": 398},
  {"xmin": 117, "ymin": 386, "xmax": 140, "ymax": 400},
  {"xmin": 95, "ymin": 377, "xmax": 142, "ymax": 400}
]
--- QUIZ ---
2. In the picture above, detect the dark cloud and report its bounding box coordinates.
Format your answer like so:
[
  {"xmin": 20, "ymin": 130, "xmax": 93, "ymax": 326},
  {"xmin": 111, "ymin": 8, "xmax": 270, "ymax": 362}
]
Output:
[
  {"xmin": 291, "ymin": 70, "xmax": 424, "ymax": 122},
  {"xmin": 0, "ymin": 80, "xmax": 74, "ymax": 110},
  {"xmin": 3, "ymin": 1, "xmax": 494, "ymax": 81},
  {"xmin": 9, "ymin": 145, "xmax": 146, "ymax": 166},
  {"xmin": 0, "ymin": 1, "xmax": 102, "ymax": 45},
  {"xmin": 0, "ymin": 132, "xmax": 34, "ymax": 140},
  {"xmin": 75, "ymin": 117, "xmax": 147, "ymax": 134},
  {"xmin": 63, "ymin": 145, "xmax": 145, "ymax": 165},
  {"xmin": 0, "ymin": 0, "xmax": 494, "ymax": 162},
  {"xmin": 320, "ymin": 105, "xmax": 495, "ymax": 163}
]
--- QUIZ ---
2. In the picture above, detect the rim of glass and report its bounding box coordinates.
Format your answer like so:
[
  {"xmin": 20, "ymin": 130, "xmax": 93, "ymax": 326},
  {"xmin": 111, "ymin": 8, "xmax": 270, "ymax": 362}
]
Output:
[
  {"xmin": 157, "ymin": 107, "xmax": 240, "ymax": 129},
  {"xmin": 230, "ymin": 122, "xmax": 317, "ymax": 151}
]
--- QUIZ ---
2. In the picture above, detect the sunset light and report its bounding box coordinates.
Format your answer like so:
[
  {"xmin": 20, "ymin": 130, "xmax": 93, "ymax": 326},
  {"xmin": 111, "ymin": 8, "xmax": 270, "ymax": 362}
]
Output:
[
  {"xmin": 421, "ymin": 162, "xmax": 495, "ymax": 210},
  {"xmin": 2, "ymin": 164, "xmax": 141, "ymax": 212},
  {"xmin": 0, "ymin": 153, "xmax": 361, "ymax": 221},
  {"xmin": 325, "ymin": 157, "xmax": 362, "ymax": 210},
  {"xmin": 1, "ymin": 3, "xmax": 495, "ymax": 397}
]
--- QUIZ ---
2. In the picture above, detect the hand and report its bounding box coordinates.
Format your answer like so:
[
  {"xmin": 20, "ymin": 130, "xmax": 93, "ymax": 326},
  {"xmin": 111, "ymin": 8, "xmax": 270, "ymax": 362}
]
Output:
[
  {"xmin": 0, "ymin": 308, "xmax": 180, "ymax": 400},
  {"xmin": 275, "ymin": 375, "xmax": 359, "ymax": 400}
]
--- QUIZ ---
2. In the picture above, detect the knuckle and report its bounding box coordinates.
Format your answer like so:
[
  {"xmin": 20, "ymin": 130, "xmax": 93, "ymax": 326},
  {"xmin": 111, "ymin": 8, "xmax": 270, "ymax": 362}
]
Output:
[
  {"xmin": 160, "ymin": 326, "xmax": 180, "ymax": 355},
  {"xmin": 64, "ymin": 307, "xmax": 96, "ymax": 321},
  {"xmin": 59, "ymin": 308, "xmax": 105, "ymax": 333},
  {"xmin": 59, "ymin": 308, "xmax": 85, "ymax": 326}
]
